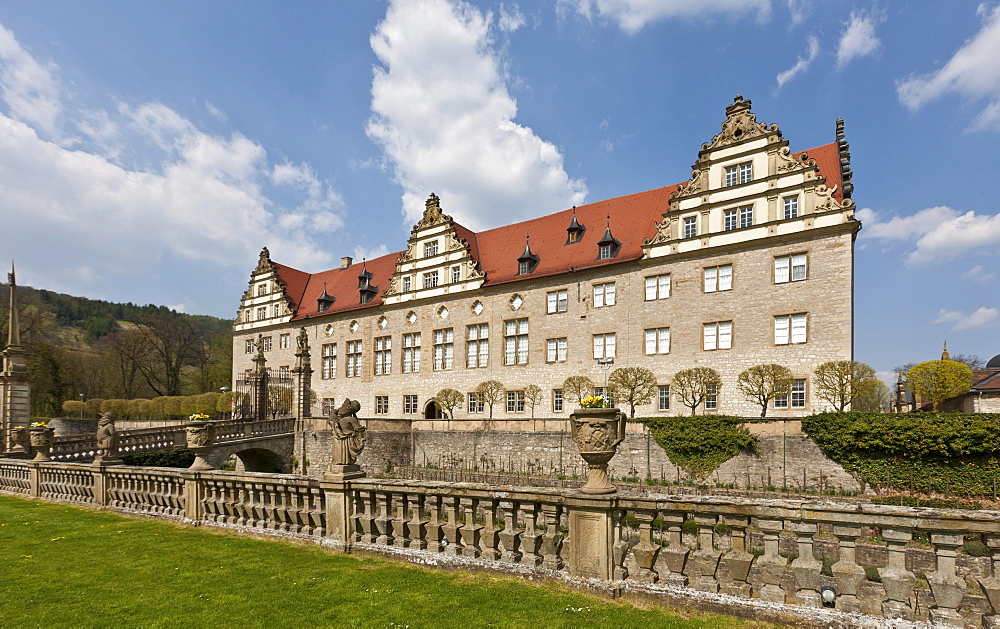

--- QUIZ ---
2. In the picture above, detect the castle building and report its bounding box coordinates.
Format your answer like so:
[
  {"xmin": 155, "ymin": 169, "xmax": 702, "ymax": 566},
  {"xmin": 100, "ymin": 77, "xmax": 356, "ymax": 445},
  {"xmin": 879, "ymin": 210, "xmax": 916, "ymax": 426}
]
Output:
[{"xmin": 232, "ymin": 97, "xmax": 860, "ymax": 425}]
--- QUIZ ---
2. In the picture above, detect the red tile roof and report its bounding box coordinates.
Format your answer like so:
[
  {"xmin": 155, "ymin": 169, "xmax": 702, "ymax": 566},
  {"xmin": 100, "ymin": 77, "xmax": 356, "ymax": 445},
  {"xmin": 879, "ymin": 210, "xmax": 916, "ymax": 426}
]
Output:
[
  {"xmin": 278, "ymin": 142, "xmax": 844, "ymax": 321},
  {"xmin": 972, "ymin": 370, "xmax": 1000, "ymax": 391}
]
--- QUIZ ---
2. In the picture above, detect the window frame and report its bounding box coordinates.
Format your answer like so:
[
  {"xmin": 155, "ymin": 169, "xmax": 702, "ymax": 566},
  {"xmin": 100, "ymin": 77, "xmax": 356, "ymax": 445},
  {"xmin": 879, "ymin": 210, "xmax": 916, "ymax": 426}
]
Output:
[
  {"xmin": 546, "ymin": 337, "xmax": 568, "ymax": 362},
  {"xmin": 279, "ymin": 333, "xmax": 290, "ymax": 349},
  {"xmin": 403, "ymin": 395, "xmax": 418, "ymax": 414},
  {"xmin": 774, "ymin": 253, "xmax": 808, "ymax": 284},
  {"xmin": 552, "ymin": 389, "xmax": 563, "ymax": 413},
  {"xmin": 592, "ymin": 332, "xmax": 617, "ymax": 359},
  {"xmin": 422, "ymin": 270, "xmax": 439, "ymax": 289},
  {"xmin": 374, "ymin": 335, "xmax": 392, "ymax": 376},
  {"xmin": 703, "ymin": 264, "xmax": 733, "ymax": 293},
  {"xmin": 506, "ymin": 390, "xmax": 525, "ymax": 413},
  {"xmin": 402, "ymin": 332, "xmax": 421, "ymax": 373},
  {"xmin": 703, "ymin": 321, "xmax": 733, "ymax": 351},
  {"xmin": 424, "ymin": 240, "xmax": 439, "ymax": 257},
  {"xmin": 503, "ymin": 318, "xmax": 529, "ymax": 366},
  {"xmin": 346, "ymin": 340, "xmax": 362, "ymax": 378},
  {"xmin": 432, "ymin": 328, "xmax": 454, "ymax": 371},
  {"xmin": 739, "ymin": 205, "xmax": 753, "ymax": 228},
  {"xmin": 657, "ymin": 385, "xmax": 670, "ymax": 411},
  {"xmin": 592, "ymin": 282, "xmax": 616, "ymax": 307},
  {"xmin": 467, "ymin": 392, "xmax": 484, "ymax": 414},
  {"xmin": 321, "ymin": 343, "xmax": 337, "ymax": 379},
  {"xmin": 375, "ymin": 396, "xmax": 389, "ymax": 415},
  {"xmin": 466, "ymin": 324, "xmax": 489, "ymax": 368},
  {"xmin": 774, "ymin": 313, "xmax": 808, "ymax": 345},
  {"xmin": 683, "ymin": 216, "xmax": 697, "ymax": 238},
  {"xmin": 723, "ymin": 209, "xmax": 737, "ymax": 231},
  {"xmin": 644, "ymin": 328, "xmax": 670, "ymax": 355},
  {"xmin": 644, "ymin": 274, "xmax": 670, "ymax": 300},
  {"xmin": 546, "ymin": 289, "xmax": 568, "ymax": 313},
  {"xmin": 783, "ymin": 195, "xmax": 799, "ymax": 219}
]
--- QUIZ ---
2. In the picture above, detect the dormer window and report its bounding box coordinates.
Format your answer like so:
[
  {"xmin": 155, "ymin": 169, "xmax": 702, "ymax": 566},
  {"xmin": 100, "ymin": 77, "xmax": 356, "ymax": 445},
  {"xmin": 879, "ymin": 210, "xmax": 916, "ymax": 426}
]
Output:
[
  {"xmin": 424, "ymin": 241, "xmax": 439, "ymax": 257},
  {"xmin": 358, "ymin": 265, "xmax": 377, "ymax": 304},
  {"xmin": 317, "ymin": 283, "xmax": 335, "ymax": 313},
  {"xmin": 565, "ymin": 209, "xmax": 585, "ymax": 245},
  {"xmin": 517, "ymin": 237, "xmax": 540, "ymax": 275},
  {"xmin": 596, "ymin": 217, "xmax": 621, "ymax": 261}
]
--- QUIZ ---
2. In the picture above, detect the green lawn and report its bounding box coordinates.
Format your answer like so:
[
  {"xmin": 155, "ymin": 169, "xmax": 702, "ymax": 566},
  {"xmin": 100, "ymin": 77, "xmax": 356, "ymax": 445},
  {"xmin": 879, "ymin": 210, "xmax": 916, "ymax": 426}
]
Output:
[{"xmin": 0, "ymin": 494, "xmax": 757, "ymax": 628}]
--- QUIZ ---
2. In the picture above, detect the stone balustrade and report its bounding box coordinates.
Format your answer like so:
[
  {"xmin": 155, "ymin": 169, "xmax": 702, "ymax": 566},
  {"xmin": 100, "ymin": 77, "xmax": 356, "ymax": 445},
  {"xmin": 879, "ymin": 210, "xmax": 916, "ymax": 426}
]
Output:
[{"xmin": 3, "ymin": 458, "xmax": 1000, "ymax": 626}]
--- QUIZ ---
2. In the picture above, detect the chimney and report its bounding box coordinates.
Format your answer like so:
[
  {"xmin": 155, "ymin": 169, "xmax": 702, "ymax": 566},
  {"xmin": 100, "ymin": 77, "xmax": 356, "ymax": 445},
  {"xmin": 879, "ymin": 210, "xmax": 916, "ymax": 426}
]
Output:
[{"xmin": 341, "ymin": 256, "xmax": 353, "ymax": 269}]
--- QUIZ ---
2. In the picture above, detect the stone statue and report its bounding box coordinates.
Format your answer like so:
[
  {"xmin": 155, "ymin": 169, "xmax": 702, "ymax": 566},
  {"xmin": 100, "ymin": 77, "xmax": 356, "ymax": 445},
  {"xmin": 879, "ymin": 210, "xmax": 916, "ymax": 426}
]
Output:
[
  {"xmin": 328, "ymin": 398, "xmax": 366, "ymax": 467},
  {"xmin": 94, "ymin": 412, "xmax": 122, "ymax": 465},
  {"xmin": 296, "ymin": 326, "xmax": 309, "ymax": 352}
]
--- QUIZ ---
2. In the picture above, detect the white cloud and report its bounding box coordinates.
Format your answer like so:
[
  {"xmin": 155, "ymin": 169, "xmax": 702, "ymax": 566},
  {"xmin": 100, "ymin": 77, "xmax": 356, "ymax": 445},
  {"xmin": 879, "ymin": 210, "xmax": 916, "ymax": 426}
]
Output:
[
  {"xmin": 963, "ymin": 264, "xmax": 996, "ymax": 284},
  {"xmin": 786, "ymin": 0, "xmax": 806, "ymax": 26},
  {"xmin": 776, "ymin": 35, "xmax": 819, "ymax": 88},
  {"xmin": 205, "ymin": 101, "xmax": 227, "ymax": 122},
  {"xmin": 897, "ymin": 4, "xmax": 1000, "ymax": 130},
  {"xmin": 0, "ymin": 21, "xmax": 344, "ymax": 303},
  {"xmin": 857, "ymin": 206, "xmax": 1000, "ymax": 264},
  {"xmin": 367, "ymin": 0, "xmax": 587, "ymax": 229},
  {"xmin": 353, "ymin": 244, "xmax": 390, "ymax": 262},
  {"xmin": 498, "ymin": 3, "xmax": 526, "ymax": 32},
  {"xmin": 934, "ymin": 307, "xmax": 1000, "ymax": 331},
  {"xmin": 560, "ymin": 0, "xmax": 771, "ymax": 34},
  {"xmin": 836, "ymin": 10, "xmax": 882, "ymax": 67}
]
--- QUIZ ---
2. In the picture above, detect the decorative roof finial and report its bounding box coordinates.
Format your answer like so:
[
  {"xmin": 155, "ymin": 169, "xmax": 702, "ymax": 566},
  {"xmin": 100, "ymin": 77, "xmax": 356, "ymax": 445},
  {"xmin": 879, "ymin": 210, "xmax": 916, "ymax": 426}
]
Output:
[
  {"xmin": 942, "ymin": 341, "xmax": 950, "ymax": 361},
  {"xmin": 7, "ymin": 260, "xmax": 19, "ymax": 348}
]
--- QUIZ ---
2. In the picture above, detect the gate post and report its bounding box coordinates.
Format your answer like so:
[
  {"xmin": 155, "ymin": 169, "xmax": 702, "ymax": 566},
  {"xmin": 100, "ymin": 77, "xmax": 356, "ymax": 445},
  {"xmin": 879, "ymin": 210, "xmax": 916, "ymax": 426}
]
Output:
[
  {"xmin": 292, "ymin": 327, "xmax": 313, "ymax": 422},
  {"xmin": 565, "ymin": 493, "xmax": 618, "ymax": 580}
]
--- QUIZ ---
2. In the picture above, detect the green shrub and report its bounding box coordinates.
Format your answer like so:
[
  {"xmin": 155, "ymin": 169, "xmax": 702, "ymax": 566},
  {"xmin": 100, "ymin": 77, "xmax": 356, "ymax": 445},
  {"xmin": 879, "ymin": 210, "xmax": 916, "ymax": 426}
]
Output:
[
  {"xmin": 633, "ymin": 415, "xmax": 756, "ymax": 477},
  {"xmin": 122, "ymin": 447, "xmax": 195, "ymax": 468},
  {"xmin": 864, "ymin": 566, "xmax": 881, "ymax": 583},
  {"xmin": 963, "ymin": 540, "xmax": 990, "ymax": 557}
]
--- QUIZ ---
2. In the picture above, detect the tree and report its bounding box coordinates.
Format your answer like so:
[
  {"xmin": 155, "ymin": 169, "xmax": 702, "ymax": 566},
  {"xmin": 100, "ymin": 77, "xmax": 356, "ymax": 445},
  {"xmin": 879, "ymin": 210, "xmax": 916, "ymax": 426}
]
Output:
[
  {"xmin": 672, "ymin": 368, "xmax": 722, "ymax": 416},
  {"xmin": 608, "ymin": 367, "xmax": 658, "ymax": 418},
  {"xmin": 524, "ymin": 384, "xmax": 543, "ymax": 418},
  {"xmin": 434, "ymin": 388, "xmax": 464, "ymax": 419},
  {"xmin": 134, "ymin": 314, "xmax": 206, "ymax": 396},
  {"xmin": 853, "ymin": 380, "xmax": 890, "ymax": 412},
  {"xmin": 812, "ymin": 360, "xmax": 881, "ymax": 412},
  {"xmin": 737, "ymin": 364, "xmax": 793, "ymax": 418},
  {"xmin": 561, "ymin": 375, "xmax": 595, "ymax": 406},
  {"xmin": 267, "ymin": 385, "xmax": 293, "ymax": 419},
  {"xmin": 905, "ymin": 360, "xmax": 973, "ymax": 411},
  {"xmin": 475, "ymin": 380, "xmax": 505, "ymax": 421}
]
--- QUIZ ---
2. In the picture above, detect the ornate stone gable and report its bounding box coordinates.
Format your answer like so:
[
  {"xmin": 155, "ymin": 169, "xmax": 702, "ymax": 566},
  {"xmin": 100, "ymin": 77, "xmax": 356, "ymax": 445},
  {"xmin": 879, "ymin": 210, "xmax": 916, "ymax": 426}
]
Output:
[
  {"xmin": 234, "ymin": 247, "xmax": 294, "ymax": 332},
  {"xmin": 702, "ymin": 94, "xmax": 780, "ymax": 152},
  {"xmin": 383, "ymin": 193, "xmax": 485, "ymax": 304}
]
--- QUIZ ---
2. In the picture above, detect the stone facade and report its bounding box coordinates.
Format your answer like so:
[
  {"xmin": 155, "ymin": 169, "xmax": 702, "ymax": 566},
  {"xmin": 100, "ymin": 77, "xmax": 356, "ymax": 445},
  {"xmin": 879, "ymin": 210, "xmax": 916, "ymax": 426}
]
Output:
[{"xmin": 233, "ymin": 98, "xmax": 859, "ymax": 425}]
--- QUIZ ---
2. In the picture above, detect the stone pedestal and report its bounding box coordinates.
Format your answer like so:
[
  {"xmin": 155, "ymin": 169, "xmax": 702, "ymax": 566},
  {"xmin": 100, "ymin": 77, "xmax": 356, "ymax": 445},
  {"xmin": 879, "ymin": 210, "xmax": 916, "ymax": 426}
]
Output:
[
  {"xmin": 980, "ymin": 534, "xmax": 1000, "ymax": 628},
  {"xmin": 755, "ymin": 518, "xmax": 787, "ymax": 603},
  {"xmin": 880, "ymin": 528, "xmax": 916, "ymax": 621},
  {"xmin": 788, "ymin": 521, "xmax": 822, "ymax": 607},
  {"xmin": 566, "ymin": 495, "xmax": 615, "ymax": 580},
  {"xmin": 927, "ymin": 533, "xmax": 967, "ymax": 627},
  {"xmin": 830, "ymin": 525, "xmax": 866, "ymax": 614},
  {"xmin": 720, "ymin": 516, "xmax": 754, "ymax": 598},
  {"xmin": 631, "ymin": 510, "xmax": 661, "ymax": 583}
]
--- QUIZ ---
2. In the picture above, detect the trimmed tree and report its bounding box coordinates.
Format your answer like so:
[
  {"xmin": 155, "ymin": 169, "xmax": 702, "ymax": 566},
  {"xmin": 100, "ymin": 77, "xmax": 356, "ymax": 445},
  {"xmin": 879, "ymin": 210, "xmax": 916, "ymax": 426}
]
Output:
[
  {"xmin": 853, "ymin": 380, "xmax": 890, "ymax": 412},
  {"xmin": 608, "ymin": 367, "xmax": 658, "ymax": 418},
  {"xmin": 562, "ymin": 375, "xmax": 595, "ymax": 406},
  {"xmin": 813, "ymin": 360, "xmax": 880, "ymax": 411},
  {"xmin": 434, "ymin": 388, "xmax": 464, "ymax": 419},
  {"xmin": 905, "ymin": 360, "xmax": 973, "ymax": 411},
  {"xmin": 737, "ymin": 364, "xmax": 794, "ymax": 418},
  {"xmin": 475, "ymin": 380, "xmax": 505, "ymax": 421},
  {"xmin": 524, "ymin": 384, "xmax": 543, "ymax": 418},
  {"xmin": 672, "ymin": 367, "xmax": 722, "ymax": 416}
]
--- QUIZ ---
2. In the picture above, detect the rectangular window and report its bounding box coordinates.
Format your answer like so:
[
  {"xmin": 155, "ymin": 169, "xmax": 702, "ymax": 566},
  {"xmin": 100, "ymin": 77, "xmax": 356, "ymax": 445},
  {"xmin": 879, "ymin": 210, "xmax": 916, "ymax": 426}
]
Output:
[
  {"xmin": 424, "ymin": 241, "xmax": 438, "ymax": 257},
  {"xmin": 704, "ymin": 264, "xmax": 732, "ymax": 292},
  {"xmin": 375, "ymin": 396, "xmax": 389, "ymax": 414},
  {"xmin": 724, "ymin": 165, "xmax": 737, "ymax": 187},
  {"xmin": 466, "ymin": 324, "xmax": 489, "ymax": 368},
  {"xmin": 598, "ymin": 244, "xmax": 612, "ymax": 260},
  {"xmin": 321, "ymin": 343, "xmax": 337, "ymax": 379},
  {"xmin": 703, "ymin": 321, "xmax": 733, "ymax": 350},
  {"xmin": 402, "ymin": 276, "xmax": 412, "ymax": 292},
  {"xmin": 552, "ymin": 389, "xmax": 563, "ymax": 413},
  {"xmin": 262, "ymin": 336, "xmax": 272, "ymax": 351},
  {"xmin": 467, "ymin": 392, "xmax": 484, "ymax": 413},
  {"xmin": 739, "ymin": 205, "xmax": 753, "ymax": 228},
  {"xmin": 546, "ymin": 289, "xmax": 568, "ymax": 313},
  {"xmin": 245, "ymin": 339, "xmax": 255, "ymax": 354},
  {"xmin": 503, "ymin": 318, "xmax": 529, "ymax": 365},
  {"xmin": 518, "ymin": 260, "xmax": 529, "ymax": 275},
  {"xmin": 658, "ymin": 385, "xmax": 670, "ymax": 411},
  {"xmin": 644, "ymin": 328, "xmax": 670, "ymax": 355},
  {"xmin": 278, "ymin": 365, "xmax": 289, "ymax": 379},
  {"xmin": 423, "ymin": 271, "xmax": 439, "ymax": 289},
  {"xmin": 783, "ymin": 196, "xmax": 799, "ymax": 219},
  {"xmin": 547, "ymin": 337, "xmax": 567, "ymax": 362},
  {"xmin": 644, "ymin": 274, "xmax": 670, "ymax": 300},
  {"xmin": 775, "ymin": 254, "xmax": 808, "ymax": 283},
  {"xmin": 403, "ymin": 395, "xmax": 418, "ymax": 414},
  {"xmin": 775, "ymin": 313, "xmax": 808, "ymax": 345},
  {"xmin": 279, "ymin": 333, "xmax": 290, "ymax": 349},
  {"xmin": 257, "ymin": 284, "xmax": 267, "ymax": 296},
  {"xmin": 257, "ymin": 307, "xmax": 267, "ymax": 321},
  {"xmin": 683, "ymin": 217, "xmax": 697, "ymax": 238},
  {"xmin": 346, "ymin": 340, "xmax": 362, "ymax": 377},
  {"xmin": 273, "ymin": 304, "xmax": 281, "ymax": 318},
  {"xmin": 593, "ymin": 332, "xmax": 616, "ymax": 359},
  {"xmin": 402, "ymin": 332, "xmax": 421, "ymax": 373},
  {"xmin": 724, "ymin": 162, "xmax": 752, "ymax": 186},
  {"xmin": 705, "ymin": 384, "xmax": 718, "ymax": 410},
  {"xmin": 433, "ymin": 328, "xmax": 454, "ymax": 371},
  {"xmin": 724, "ymin": 209, "xmax": 737, "ymax": 231},
  {"xmin": 593, "ymin": 282, "xmax": 616, "ymax": 307},
  {"xmin": 775, "ymin": 379, "xmax": 807, "ymax": 409},
  {"xmin": 322, "ymin": 398, "xmax": 336, "ymax": 416},
  {"xmin": 451, "ymin": 266, "xmax": 461, "ymax": 283},
  {"xmin": 506, "ymin": 390, "xmax": 525, "ymax": 413},
  {"xmin": 374, "ymin": 336, "xmax": 392, "ymax": 375}
]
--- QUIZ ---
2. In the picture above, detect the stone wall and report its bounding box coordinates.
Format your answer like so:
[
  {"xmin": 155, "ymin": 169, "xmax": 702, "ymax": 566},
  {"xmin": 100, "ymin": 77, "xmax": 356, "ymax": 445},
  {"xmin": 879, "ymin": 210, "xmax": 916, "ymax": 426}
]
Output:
[{"xmin": 48, "ymin": 418, "xmax": 98, "ymax": 438}]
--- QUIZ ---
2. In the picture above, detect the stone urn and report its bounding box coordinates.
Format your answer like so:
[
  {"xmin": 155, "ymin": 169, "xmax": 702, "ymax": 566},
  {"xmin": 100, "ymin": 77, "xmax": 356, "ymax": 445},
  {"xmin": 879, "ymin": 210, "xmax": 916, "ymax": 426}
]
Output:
[
  {"xmin": 569, "ymin": 407, "xmax": 626, "ymax": 494},
  {"xmin": 185, "ymin": 420, "xmax": 217, "ymax": 471},
  {"xmin": 9, "ymin": 427, "xmax": 29, "ymax": 455},
  {"xmin": 29, "ymin": 426, "xmax": 55, "ymax": 462}
]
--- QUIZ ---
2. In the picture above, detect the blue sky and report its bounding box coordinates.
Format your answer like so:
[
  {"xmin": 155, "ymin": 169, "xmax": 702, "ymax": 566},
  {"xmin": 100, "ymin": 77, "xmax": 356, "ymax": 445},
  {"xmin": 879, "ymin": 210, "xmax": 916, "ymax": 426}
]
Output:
[{"xmin": 0, "ymin": 0, "xmax": 998, "ymax": 379}]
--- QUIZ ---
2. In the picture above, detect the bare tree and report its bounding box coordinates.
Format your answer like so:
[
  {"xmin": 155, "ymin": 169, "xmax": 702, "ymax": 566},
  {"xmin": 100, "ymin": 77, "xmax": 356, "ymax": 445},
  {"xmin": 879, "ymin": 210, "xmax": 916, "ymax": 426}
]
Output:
[
  {"xmin": 737, "ymin": 364, "xmax": 794, "ymax": 418},
  {"xmin": 672, "ymin": 367, "xmax": 722, "ymax": 416},
  {"xmin": 561, "ymin": 375, "xmax": 595, "ymax": 406},
  {"xmin": 608, "ymin": 367, "xmax": 658, "ymax": 418},
  {"xmin": 523, "ymin": 384, "xmax": 543, "ymax": 418},
  {"xmin": 134, "ymin": 314, "xmax": 205, "ymax": 396},
  {"xmin": 475, "ymin": 380, "xmax": 505, "ymax": 423},
  {"xmin": 434, "ymin": 388, "xmax": 464, "ymax": 419},
  {"xmin": 813, "ymin": 360, "xmax": 880, "ymax": 411}
]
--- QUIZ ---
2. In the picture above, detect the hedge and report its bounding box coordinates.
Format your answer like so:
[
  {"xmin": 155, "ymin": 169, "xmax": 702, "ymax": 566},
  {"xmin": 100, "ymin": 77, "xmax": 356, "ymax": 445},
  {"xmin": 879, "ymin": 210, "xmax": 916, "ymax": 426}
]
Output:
[{"xmin": 632, "ymin": 415, "xmax": 757, "ymax": 478}]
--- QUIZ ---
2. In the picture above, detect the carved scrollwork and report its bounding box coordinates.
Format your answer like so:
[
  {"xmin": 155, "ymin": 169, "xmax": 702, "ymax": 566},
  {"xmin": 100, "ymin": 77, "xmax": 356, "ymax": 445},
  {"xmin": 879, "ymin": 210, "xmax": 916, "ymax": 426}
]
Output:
[
  {"xmin": 670, "ymin": 168, "xmax": 706, "ymax": 200},
  {"xmin": 416, "ymin": 193, "xmax": 453, "ymax": 229},
  {"xmin": 704, "ymin": 96, "xmax": 779, "ymax": 151}
]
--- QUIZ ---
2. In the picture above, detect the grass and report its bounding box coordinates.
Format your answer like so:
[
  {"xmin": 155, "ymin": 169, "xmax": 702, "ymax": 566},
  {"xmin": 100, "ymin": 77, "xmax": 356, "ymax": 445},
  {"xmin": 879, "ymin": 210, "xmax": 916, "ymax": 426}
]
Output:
[{"xmin": 0, "ymin": 495, "xmax": 754, "ymax": 628}]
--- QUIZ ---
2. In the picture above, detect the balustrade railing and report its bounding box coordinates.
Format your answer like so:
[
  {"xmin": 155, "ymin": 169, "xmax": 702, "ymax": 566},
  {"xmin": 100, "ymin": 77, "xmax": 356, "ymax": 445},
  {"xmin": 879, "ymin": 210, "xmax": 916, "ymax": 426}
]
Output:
[{"xmin": 2, "ymin": 457, "xmax": 1000, "ymax": 626}]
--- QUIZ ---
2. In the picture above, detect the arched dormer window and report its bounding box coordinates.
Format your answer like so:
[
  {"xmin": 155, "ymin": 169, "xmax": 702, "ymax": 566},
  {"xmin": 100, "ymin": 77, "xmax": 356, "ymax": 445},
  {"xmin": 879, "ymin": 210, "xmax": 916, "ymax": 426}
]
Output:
[
  {"xmin": 317, "ymin": 283, "xmax": 335, "ymax": 312},
  {"xmin": 565, "ymin": 208, "xmax": 585, "ymax": 245},
  {"xmin": 596, "ymin": 216, "xmax": 621, "ymax": 261},
  {"xmin": 517, "ymin": 236, "xmax": 540, "ymax": 275}
]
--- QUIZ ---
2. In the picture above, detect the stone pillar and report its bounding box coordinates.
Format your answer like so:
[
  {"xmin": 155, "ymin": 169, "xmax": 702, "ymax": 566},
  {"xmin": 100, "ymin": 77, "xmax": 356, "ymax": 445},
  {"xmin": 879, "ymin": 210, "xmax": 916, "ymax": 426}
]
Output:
[
  {"xmin": 441, "ymin": 496, "xmax": 462, "ymax": 556},
  {"xmin": 755, "ymin": 518, "xmax": 787, "ymax": 602},
  {"xmin": 406, "ymin": 493, "xmax": 427, "ymax": 550},
  {"xmin": 566, "ymin": 494, "xmax": 615, "ymax": 580},
  {"xmin": 479, "ymin": 499, "xmax": 500, "ymax": 560},
  {"xmin": 658, "ymin": 511, "xmax": 689, "ymax": 586},
  {"xmin": 688, "ymin": 515, "xmax": 722, "ymax": 592},
  {"xmin": 980, "ymin": 534, "xmax": 1000, "ymax": 628},
  {"xmin": 321, "ymin": 480, "xmax": 354, "ymax": 550},
  {"xmin": 459, "ymin": 497, "xmax": 482, "ymax": 558},
  {"xmin": 292, "ymin": 327, "xmax": 313, "ymax": 421},
  {"xmin": 498, "ymin": 500, "xmax": 522, "ymax": 563},
  {"xmin": 720, "ymin": 516, "xmax": 754, "ymax": 597},
  {"xmin": 391, "ymin": 493, "xmax": 408, "ymax": 548},
  {"xmin": 788, "ymin": 521, "xmax": 822, "ymax": 607},
  {"xmin": 631, "ymin": 509, "xmax": 661, "ymax": 583},
  {"xmin": 540, "ymin": 503, "xmax": 564, "ymax": 570},
  {"xmin": 880, "ymin": 528, "xmax": 916, "ymax": 620},
  {"xmin": 830, "ymin": 524, "xmax": 866, "ymax": 614},
  {"xmin": 181, "ymin": 471, "xmax": 204, "ymax": 523},
  {"xmin": 927, "ymin": 533, "xmax": 966, "ymax": 626}
]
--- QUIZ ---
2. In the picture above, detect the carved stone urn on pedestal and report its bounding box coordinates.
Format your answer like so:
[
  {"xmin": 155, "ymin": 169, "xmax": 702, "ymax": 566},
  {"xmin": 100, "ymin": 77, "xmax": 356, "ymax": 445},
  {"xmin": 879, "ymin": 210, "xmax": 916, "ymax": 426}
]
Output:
[
  {"xmin": 569, "ymin": 407, "xmax": 626, "ymax": 494},
  {"xmin": 9, "ymin": 427, "xmax": 29, "ymax": 456},
  {"xmin": 185, "ymin": 421, "xmax": 217, "ymax": 471},
  {"xmin": 28, "ymin": 426, "xmax": 54, "ymax": 462}
]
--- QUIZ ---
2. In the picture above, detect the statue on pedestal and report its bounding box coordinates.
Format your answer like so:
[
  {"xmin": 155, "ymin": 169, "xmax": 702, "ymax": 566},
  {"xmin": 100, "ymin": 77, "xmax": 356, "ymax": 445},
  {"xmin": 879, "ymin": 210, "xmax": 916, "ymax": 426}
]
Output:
[
  {"xmin": 94, "ymin": 412, "xmax": 123, "ymax": 465},
  {"xmin": 325, "ymin": 399, "xmax": 366, "ymax": 481}
]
